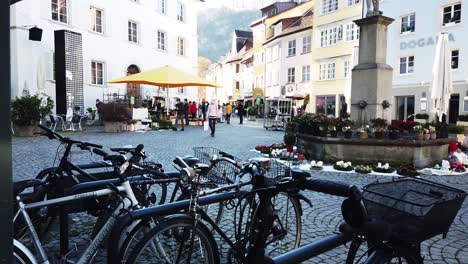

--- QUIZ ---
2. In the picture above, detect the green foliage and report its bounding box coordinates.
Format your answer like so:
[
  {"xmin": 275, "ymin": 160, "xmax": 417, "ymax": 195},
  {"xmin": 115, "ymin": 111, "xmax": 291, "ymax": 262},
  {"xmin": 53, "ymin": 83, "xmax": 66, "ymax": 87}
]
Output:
[
  {"xmin": 100, "ymin": 103, "xmax": 132, "ymax": 122},
  {"xmin": 158, "ymin": 120, "xmax": 173, "ymax": 129},
  {"xmin": 11, "ymin": 94, "xmax": 54, "ymax": 126},
  {"xmin": 283, "ymin": 133, "xmax": 296, "ymax": 145},
  {"xmin": 457, "ymin": 114, "xmax": 468, "ymax": 122},
  {"xmin": 448, "ymin": 124, "xmax": 464, "ymax": 134},
  {"xmin": 247, "ymin": 106, "xmax": 257, "ymax": 116}
]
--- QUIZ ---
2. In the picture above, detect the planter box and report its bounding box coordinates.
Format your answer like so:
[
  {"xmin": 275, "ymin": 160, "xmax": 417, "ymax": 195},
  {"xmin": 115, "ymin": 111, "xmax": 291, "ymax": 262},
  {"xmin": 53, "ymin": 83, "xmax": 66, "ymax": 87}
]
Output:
[
  {"xmin": 14, "ymin": 125, "xmax": 36, "ymax": 137},
  {"xmin": 297, "ymin": 133, "xmax": 451, "ymax": 168},
  {"xmin": 104, "ymin": 122, "xmax": 124, "ymax": 133},
  {"xmin": 414, "ymin": 118, "xmax": 428, "ymax": 124}
]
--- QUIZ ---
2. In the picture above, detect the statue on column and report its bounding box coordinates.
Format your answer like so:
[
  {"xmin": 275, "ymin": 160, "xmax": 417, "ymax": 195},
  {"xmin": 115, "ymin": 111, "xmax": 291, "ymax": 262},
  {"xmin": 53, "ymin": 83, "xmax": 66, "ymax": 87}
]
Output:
[{"xmin": 366, "ymin": 0, "xmax": 381, "ymax": 17}]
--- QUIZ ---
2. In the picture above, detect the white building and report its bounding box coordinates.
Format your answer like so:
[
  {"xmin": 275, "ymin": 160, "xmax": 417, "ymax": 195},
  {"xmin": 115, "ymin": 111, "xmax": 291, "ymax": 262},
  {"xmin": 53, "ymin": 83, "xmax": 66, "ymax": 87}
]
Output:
[
  {"xmin": 10, "ymin": 0, "xmax": 200, "ymax": 113},
  {"xmin": 263, "ymin": 13, "xmax": 313, "ymax": 98},
  {"xmin": 382, "ymin": 0, "xmax": 468, "ymax": 122}
]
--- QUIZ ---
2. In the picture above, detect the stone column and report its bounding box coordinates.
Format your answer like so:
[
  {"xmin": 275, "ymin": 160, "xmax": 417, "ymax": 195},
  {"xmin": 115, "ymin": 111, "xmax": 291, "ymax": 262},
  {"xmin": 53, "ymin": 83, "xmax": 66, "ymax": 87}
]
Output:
[{"xmin": 351, "ymin": 15, "xmax": 394, "ymax": 126}]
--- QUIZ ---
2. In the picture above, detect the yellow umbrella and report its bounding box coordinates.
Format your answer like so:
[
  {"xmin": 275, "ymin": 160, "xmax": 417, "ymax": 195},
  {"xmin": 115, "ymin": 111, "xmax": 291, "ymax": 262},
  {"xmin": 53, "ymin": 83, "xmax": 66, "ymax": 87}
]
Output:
[
  {"xmin": 109, "ymin": 65, "xmax": 219, "ymax": 115},
  {"xmin": 109, "ymin": 65, "xmax": 219, "ymax": 87}
]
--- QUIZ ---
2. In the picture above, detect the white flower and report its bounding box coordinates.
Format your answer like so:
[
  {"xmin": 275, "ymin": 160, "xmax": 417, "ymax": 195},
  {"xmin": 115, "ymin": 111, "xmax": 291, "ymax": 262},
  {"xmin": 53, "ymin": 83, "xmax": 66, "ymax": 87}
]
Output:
[
  {"xmin": 377, "ymin": 162, "xmax": 382, "ymax": 168},
  {"xmin": 343, "ymin": 163, "xmax": 349, "ymax": 168},
  {"xmin": 383, "ymin": 163, "xmax": 389, "ymax": 169},
  {"xmin": 294, "ymin": 155, "xmax": 298, "ymax": 159},
  {"xmin": 311, "ymin": 160, "xmax": 316, "ymax": 166},
  {"xmin": 317, "ymin": 161, "xmax": 323, "ymax": 167},
  {"xmin": 347, "ymin": 162, "xmax": 352, "ymax": 166}
]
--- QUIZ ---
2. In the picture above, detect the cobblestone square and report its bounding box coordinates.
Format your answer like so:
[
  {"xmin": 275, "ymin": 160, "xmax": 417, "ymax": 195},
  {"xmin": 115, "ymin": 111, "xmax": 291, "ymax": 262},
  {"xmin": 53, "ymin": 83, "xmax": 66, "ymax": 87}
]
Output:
[{"xmin": 13, "ymin": 122, "xmax": 468, "ymax": 263}]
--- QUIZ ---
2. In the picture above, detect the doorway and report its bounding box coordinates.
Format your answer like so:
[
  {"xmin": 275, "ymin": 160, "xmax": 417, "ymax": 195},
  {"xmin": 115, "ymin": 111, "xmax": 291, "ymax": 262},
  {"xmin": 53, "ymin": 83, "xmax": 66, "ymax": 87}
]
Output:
[{"xmin": 449, "ymin": 94, "xmax": 460, "ymax": 124}]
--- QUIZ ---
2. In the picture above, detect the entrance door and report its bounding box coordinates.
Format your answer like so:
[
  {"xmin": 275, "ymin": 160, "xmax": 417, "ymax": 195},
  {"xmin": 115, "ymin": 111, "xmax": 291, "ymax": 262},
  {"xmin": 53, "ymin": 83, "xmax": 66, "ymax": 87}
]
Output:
[{"xmin": 449, "ymin": 94, "xmax": 460, "ymax": 124}]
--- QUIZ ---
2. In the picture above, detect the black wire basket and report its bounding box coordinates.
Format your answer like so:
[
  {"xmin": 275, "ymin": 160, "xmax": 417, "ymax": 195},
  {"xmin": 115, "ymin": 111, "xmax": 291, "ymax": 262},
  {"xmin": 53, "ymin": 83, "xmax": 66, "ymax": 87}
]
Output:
[
  {"xmin": 362, "ymin": 177, "xmax": 466, "ymax": 242},
  {"xmin": 193, "ymin": 147, "xmax": 242, "ymax": 184}
]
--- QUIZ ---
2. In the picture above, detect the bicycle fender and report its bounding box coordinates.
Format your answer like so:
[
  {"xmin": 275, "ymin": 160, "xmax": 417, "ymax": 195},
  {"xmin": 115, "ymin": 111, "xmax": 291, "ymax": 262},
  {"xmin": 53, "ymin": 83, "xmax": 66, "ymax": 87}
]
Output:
[{"xmin": 290, "ymin": 192, "xmax": 312, "ymax": 214}]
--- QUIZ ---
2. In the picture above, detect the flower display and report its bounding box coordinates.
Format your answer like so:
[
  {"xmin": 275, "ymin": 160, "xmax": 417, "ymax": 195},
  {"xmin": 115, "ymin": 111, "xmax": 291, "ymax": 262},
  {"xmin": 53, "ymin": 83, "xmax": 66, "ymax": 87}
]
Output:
[
  {"xmin": 355, "ymin": 165, "xmax": 372, "ymax": 174},
  {"xmin": 373, "ymin": 162, "xmax": 394, "ymax": 173},
  {"xmin": 310, "ymin": 160, "xmax": 324, "ymax": 170},
  {"xmin": 397, "ymin": 165, "xmax": 420, "ymax": 177},
  {"xmin": 334, "ymin": 161, "xmax": 354, "ymax": 171}
]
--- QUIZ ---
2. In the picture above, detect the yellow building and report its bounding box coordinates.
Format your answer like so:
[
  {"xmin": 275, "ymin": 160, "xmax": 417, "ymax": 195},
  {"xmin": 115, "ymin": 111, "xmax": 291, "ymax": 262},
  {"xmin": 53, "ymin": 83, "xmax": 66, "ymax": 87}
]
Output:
[{"xmin": 310, "ymin": 0, "xmax": 362, "ymax": 116}]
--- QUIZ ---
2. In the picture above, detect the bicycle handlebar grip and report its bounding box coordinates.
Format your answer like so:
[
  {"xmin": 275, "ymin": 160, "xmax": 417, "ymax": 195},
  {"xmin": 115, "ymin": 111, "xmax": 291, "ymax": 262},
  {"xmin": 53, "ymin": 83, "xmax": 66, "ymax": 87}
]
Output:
[
  {"xmin": 83, "ymin": 142, "xmax": 103, "ymax": 149},
  {"xmin": 93, "ymin": 148, "xmax": 109, "ymax": 157},
  {"xmin": 144, "ymin": 168, "xmax": 168, "ymax": 178},
  {"xmin": 304, "ymin": 179, "xmax": 361, "ymax": 199}
]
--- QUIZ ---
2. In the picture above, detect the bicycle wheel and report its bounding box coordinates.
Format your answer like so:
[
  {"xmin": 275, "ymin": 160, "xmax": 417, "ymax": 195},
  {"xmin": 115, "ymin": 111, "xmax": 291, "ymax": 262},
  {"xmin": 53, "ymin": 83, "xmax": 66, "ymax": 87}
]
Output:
[
  {"xmin": 127, "ymin": 217, "xmax": 219, "ymax": 264},
  {"xmin": 363, "ymin": 251, "xmax": 422, "ymax": 264},
  {"xmin": 14, "ymin": 240, "xmax": 35, "ymax": 264},
  {"xmin": 348, "ymin": 242, "xmax": 423, "ymax": 264}
]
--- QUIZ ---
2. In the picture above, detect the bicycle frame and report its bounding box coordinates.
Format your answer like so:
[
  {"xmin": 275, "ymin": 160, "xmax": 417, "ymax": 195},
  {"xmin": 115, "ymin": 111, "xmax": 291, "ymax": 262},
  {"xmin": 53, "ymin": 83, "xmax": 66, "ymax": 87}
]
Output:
[{"xmin": 14, "ymin": 180, "xmax": 139, "ymax": 264}]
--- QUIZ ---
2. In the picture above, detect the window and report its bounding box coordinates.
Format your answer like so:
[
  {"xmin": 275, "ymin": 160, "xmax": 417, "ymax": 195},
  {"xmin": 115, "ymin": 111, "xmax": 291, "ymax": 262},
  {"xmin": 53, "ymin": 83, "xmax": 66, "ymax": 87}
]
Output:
[
  {"xmin": 401, "ymin": 14, "xmax": 416, "ymax": 34},
  {"xmin": 273, "ymin": 45, "xmax": 279, "ymax": 60},
  {"xmin": 266, "ymin": 48, "xmax": 272, "ymax": 62},
  {"xmin": 321, "ymin": 0, "xmax": 339, "ymax": 14},
  {"xmin": 287, "ymin": 67, "xmax": 296, "ymax": 83},
  {"xmin": 177, "ymin": 37, "xmax": 185, "ymax": 56},
  {"xmin": 302, "ymin": 35, "xmax": 312, "ymax": 53},
  {"xmin": 128, "ymin": 21, "xmax": 138, "ymax": 43},
  {"xmin": 157, "ymin": 30, "xmax": 166, "ymax": 51},
  {"xmin": 236, "ymin": 64, "xmax": 240, "ymax": 73},
  {"xmin": 320, "ymin": 26, "xmax": 340, "ymax": 47},
  {"xmin": 399, "ymin": 56, "xmax": 415, "ymax": 74},
  {"xmin": 178, "ymin": 87, "xmax": 184, "ymax": 94},
  {"xmin": 346, "ymin": 0, "xmax": 360, "ymax": 6},
  {"xmin": 396, "ymin": 96, "xmax": 415, "ymax": 121},
  {"xmin": 302, "ymin": 65, "xmax": 311, "ymax": 81},
  {"xmin": 158, "ymin": 0, "xmax": 167, "ymax": 14},
  {"xmin": 89, "ymin": 7, "xmax": 103, "ymax": 33},
  {"xmin": 452, "ymin": 50, "xmax": 459, "ymax": 69},
  {"xmin": 316, "ymin": 95, "xmax": 336, "ymax": 116},
  {"xmin": 177, "ymin": 2, "xmax": 185, "ymax": 22},
  {"xmin": 288, "ymin": 40, "xmax": 296, "ymax": 56},
  {"xmin": 319, "ymin": 63, "xmax": 336, "ymax": 80},
  {"xmin": 51, "ymin": 0, "xmax": 68, "ymax": 23},
  {"xmin": 464, "ymin": 91, "xmax": 468, "ymax": 112},
  {"xmin": 345, "ymin": 23, "xmax": 359, "ymax": 41},
  {"xmin": 91, "ymin": 61, "xmax": 104, "ymax": 85},
  {"xmin": 344, "ymin": 60, "xmax": 351, "ymax": 78},
  {"xmin": 443, "ymin": 3, "xmax": 462, "ymax": 26}
]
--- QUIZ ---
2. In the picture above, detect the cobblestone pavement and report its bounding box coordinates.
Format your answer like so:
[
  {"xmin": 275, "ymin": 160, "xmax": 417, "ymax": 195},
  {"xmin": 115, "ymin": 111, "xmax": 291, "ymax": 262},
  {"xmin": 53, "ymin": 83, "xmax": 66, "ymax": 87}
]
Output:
[{"xmin": 13, "ymin": 122, "xmax": 468, "ymax": 263}]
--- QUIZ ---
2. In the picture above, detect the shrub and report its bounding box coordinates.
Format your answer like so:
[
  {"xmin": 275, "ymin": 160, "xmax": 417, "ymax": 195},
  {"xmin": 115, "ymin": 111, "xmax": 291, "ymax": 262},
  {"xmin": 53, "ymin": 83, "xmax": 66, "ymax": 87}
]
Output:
[
  {"xmin": 247, "ymin": 106, "xmax": 258, "ymax": 116},
  {"xmin": 100, "ymin": 102, "xmax": 132, "ymax": 122},
  {"xmin": 12, "ymin": 94, "xmax": 54, "ymax": 126},
  {"xmin": 448, "ymin": 124, "xmax": 464, "ymax": 134},
  {"xmin": 284, "ymin": 133, "xmax": 296, "ymax": 145}
]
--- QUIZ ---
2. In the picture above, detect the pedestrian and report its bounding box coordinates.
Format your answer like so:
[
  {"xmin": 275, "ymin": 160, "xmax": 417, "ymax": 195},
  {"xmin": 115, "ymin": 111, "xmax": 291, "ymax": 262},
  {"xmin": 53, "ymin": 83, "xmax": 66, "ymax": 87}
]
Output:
[
  {"xmin": 225, "ymin": 103, "xmax": 232, "ymax": 124},
  {"xmin": 184, "ymin": 99, "xmax": 189, "ymax": 125},
  {"xmin": 95, "ymin": 99, "xmax": 103, "ymax": 125},
  {"xmin": 207, "ymin": 99, "xmax": 219, "ymax": 137},
  {"xmin": 190, "ymin": 100, "xmax": 197, "ymax": 119},
  {"xmin": 173, "ymin": 98, "xmax": 185, "ymax": 131},
  {"xmin": 222, "ymin": 103, "xmax": 227, "ymax": 122},
  {"xmin": 237, "ymin": 101, "xmax": 245, "ymax": 125},
  {"xmin": 201, "ymin": 99, "xmax": 207, "ymax": 121}
]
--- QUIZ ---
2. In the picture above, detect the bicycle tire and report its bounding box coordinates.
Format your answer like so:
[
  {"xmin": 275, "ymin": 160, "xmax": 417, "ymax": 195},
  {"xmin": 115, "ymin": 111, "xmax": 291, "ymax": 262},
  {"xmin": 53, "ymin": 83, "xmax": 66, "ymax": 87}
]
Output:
[
  {"xmin": 14, "ymin": 240, "xmax": 36, "ymax": 264},
  {"xmin": 348, "ymin": 244, "xmax": 423, "ymax": 264},
  {"xmin": 126, "ymin": 216, "xmax": 219, "ymax": 264}
]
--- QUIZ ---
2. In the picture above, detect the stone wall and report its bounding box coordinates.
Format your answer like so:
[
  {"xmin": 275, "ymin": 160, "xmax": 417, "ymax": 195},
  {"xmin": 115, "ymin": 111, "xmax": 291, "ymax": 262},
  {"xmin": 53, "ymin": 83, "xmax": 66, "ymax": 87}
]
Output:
[{"xmin": 297, "ymin": 133, "xmax": 452, "ymax": 168}]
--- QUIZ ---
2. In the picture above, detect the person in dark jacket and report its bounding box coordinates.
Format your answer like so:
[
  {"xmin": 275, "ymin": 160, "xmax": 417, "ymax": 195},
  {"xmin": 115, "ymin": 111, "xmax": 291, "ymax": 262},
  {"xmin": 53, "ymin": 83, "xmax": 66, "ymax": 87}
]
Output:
[
  {"xmin": 237, "ymin": 101, "xmax": 244, "ymax": 125},
  {"xmin": 201, "ymin": 99, "xmax": 208, "ymax": 121},
  {"xmin": 173, "ymin": 98, "xmax": 185, "ymax": 131},
  {"xmin": 184, "ymin": 99, "xmax": 189, "ymax": 125}
]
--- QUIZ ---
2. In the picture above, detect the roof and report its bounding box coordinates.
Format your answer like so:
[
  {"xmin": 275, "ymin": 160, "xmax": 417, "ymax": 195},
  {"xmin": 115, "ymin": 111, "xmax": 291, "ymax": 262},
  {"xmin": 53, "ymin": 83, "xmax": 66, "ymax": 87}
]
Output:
[
  {"xmin": 234, "ymin": 30, "xmax": 253, "ymax": 39},
  {"xmin": 250, "ymin": 16, "xmax": 267, "ymax": 27},
  {"xmin": 263, "ymin": 13, "xmax": 313, "ymax": 46}
]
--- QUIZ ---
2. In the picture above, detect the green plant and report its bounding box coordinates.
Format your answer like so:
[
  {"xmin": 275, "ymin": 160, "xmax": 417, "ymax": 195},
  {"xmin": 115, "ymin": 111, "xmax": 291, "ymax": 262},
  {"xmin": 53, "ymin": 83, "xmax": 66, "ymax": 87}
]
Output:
[
  {"xmin": 457, "ymin": 114, "xmax": 468, "ymax": 122},
  {"xmin": 284, "ymin": 133, "xmax": 296, "ymax": 145},
  {"xmin": 355, "ymin": 165, "xmax": 372, "ymax": 174},
  {"xmin": 413, "ymin": 124, "xmax": 424, "ymax": 133},
  {"xmin": 11, "ymin": 94, "xmax": 54, "ymax": 126},
  {"xmin": 100, "ymin": 102, "xmax": 132, "ymax": 122},
  {"xmin": 448, "ymin": 124, "xmax": 464, "ymax": 134},
  {"xmin": 415, "ymin": 113, "xmax": 429, "ymax": 119},
  {"xmin": 247, "ymin": 106, "xmax": 258, "ymax": 116}
]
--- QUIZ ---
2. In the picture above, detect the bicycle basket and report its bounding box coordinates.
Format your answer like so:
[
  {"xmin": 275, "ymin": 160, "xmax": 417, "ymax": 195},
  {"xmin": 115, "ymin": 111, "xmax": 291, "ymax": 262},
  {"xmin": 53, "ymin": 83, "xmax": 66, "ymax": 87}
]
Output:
[
  {"xmin": 203, "ymin": 159, "xmax": 242, "ymax": 184},
  {"xmin": 362, "ymin": 177, "xmax": 466, "ymax": 241},
  {"xmin": 261, "ymin": 158, "xmax": 292, "ymax": 183},
  {"xmin": 193, "ymin": 147, "xmax": 241, "ymax": 165}
]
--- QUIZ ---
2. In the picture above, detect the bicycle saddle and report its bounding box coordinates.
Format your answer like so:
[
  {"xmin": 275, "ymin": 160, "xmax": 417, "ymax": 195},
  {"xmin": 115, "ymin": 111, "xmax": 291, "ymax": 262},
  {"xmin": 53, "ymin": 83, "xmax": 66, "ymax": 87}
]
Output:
[
  {"xmin": 291, "ymin": 167, "xmax": 311, "ymax": 180},
  {"xmin": 14, "ymin": 179, "xmax": 44, "ymax": 196},
  {"xmin": 182, "ymin": 156, "xmax": 200, "ymax": 167}
]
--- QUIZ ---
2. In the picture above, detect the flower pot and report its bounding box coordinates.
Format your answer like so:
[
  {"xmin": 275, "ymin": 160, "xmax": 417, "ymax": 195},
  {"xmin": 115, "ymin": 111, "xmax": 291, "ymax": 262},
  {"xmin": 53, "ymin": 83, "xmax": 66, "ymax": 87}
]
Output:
[
  {"xmin": 374, "ymin": 131, "xmax": 385, "ymax": 139},
  {"xmin": 359, "ymin": 133, "xmax": 368, "ymax": 139},
  {"xmin": 104, "ymin": 121, "xmax": 124, "ymax": 133},
  {"xmin": 423, "ymin": 133, "xmax": 430, "ymax": 140},
  {"xmin": 415, "ymin": 132, "xmax": 423, "ymax": 140},
  {"xmin": 13, "ymin": 125, "xmax": 36, "ymax": 137},
  {"xmin": 389, "ymin": 131, "xmax": 400, "ymax": 140},
  {"xmin": 430, "ymin": 132, "xmax": 437, "ymax": 140},
  {"xmin": 330, "ymin": 131, "xmax": 338, "ymax": 137},
  {"xmin": 344, "ymin": 131, "xmax": 353, "ymax": 139}
]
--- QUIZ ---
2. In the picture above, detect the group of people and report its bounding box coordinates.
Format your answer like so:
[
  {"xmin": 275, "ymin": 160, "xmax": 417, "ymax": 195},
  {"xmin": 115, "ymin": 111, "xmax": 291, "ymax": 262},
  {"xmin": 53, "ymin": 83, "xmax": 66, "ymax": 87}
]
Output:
[{"xmin": 172, "ymin": 98, "xmax": 246, "ymax": 137}]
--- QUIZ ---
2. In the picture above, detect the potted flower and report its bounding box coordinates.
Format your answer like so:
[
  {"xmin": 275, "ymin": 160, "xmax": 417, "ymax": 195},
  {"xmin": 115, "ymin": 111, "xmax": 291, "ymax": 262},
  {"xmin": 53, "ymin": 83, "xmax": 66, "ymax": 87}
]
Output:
[
  {"xmin": 413, "ymin": 125, "xmax": 424, "ymax": 140},
  {"xmin": 310, "ymin": 160, "xmax": 323, "ymax": 171},
  {"xmin": 370, "ymin": 118, "xmax": 387, "ymax": 139},
  {"xmin": 373, "ymin": 162, "xmax": 394, "ymax": 173},
  {"xmin": 328, "ymin": 125, "xmax": 337, "ymax": 137},
  {"xmin": 319, "ymin": 125, "xmax": 328, "ymax": 137},
  {"xmin": 388, "ymin": 125, "xmax": 400, "ymax": 140},
  {"xmin": 397, "ymin": 165, "xmax": 420, "ymax": 177},
  {"xmin": 11, "ymin": 94, "xmax": 54, "ymax": 137},
  {"xmin": 247, "ymin": 106, "xmax": 258, "ymax": 121},
  {"xmin": 423, "ymin": 128, "xmax": 430, "ymax": 140},
  {"xmin": 355, "ymin": 165, "xmax": 372, "ymax": 174},
  {"xmin": 357, "ymin": 125, "xmax": 370, "ymax": 139},
  {"xmin": 334, "ymin": 161, "xmax": 354, "ymax": 171},
  {"xmin": 342, "ymin": 126, "xmax": 353, "ymax": 139},
  {"xmin": 429, "ymin": 126, "xmax": 437, "ymax": 140}
]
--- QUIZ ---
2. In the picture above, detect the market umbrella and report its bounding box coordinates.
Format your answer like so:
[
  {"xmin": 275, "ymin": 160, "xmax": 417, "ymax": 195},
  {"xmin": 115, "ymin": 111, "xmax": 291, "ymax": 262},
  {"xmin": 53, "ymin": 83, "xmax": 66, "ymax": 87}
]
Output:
[
  {"xmin": 109, "ymin": 65, "xmax": 219, "ymax": 114},
  {"xmin": 430, "ymin": 33, "xmax": 453, "ymax": 122}
]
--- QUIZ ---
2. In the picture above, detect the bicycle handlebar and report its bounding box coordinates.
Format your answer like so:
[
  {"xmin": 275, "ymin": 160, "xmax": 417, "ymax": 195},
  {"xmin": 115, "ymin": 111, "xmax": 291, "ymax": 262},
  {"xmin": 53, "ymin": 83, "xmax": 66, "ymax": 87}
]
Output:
[
  {"xmin": 303, "ymin": 179, "xmax": 361, "ymax": 200},
  {"xmin": 93, "ymin": 148, "xmax": 109, "ymax": 157},
  {"xmin": 37, "ymin": 124, "xmax": 103, "ymax": 149}
]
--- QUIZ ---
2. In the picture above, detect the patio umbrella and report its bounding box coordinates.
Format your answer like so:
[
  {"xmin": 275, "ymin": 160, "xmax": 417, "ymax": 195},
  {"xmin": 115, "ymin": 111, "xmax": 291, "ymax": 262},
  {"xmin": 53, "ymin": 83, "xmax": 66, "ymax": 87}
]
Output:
[
  {"xmin": 430, "ymin": 32, "xmax": 453, "ymax": 122},
  {"xmin": 109, "ymin": 65, "xmax": 219, "ymax": 114}
]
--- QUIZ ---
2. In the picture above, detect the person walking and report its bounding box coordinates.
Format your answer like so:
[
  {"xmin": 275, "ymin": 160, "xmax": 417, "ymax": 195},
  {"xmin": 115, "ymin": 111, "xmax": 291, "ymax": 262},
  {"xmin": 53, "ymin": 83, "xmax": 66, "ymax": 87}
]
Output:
[
  {"xmin": 225, "ymin": 103, "xmax": 232, "ymax": 124},
  {"xmin": 207, "ymin": 99, "xmax": 219, "ymax": 137},
  {"xmin": 237, "ymin": 101, "xmax": 245, "ymax": 125},
  {"xmin": 173, "ymin": 98, "xmax": 185, "ymax": 131},
  {"xmin": 201, "ymin": 99, "xmax": 208, "ymax": 121},
  {"xmin": 190, "ymin": 101, "xmax": 197, "ymax": 119},
  {"xmin": 184, "ymin": 99, "xmax": 189, "ymax": 125}
]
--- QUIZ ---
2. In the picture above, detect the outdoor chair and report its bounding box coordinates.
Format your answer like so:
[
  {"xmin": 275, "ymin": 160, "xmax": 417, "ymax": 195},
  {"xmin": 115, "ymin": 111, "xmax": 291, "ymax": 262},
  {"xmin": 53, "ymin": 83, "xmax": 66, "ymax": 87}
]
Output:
[{"xmin": 49, "ymin": 114, "xmax": 57, "ymax": 131}]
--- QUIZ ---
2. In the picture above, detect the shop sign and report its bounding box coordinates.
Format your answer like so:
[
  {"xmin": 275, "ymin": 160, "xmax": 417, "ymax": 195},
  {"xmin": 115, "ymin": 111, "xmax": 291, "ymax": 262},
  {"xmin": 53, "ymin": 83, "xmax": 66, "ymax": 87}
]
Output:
[{"xmin": 400, "ymin": 33, "xmax": 455, "ymax": 50}]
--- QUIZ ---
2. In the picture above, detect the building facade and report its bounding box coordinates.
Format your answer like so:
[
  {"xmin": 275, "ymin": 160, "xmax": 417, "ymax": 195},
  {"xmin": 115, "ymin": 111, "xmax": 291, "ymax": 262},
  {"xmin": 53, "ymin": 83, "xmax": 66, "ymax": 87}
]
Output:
[
  {"xmin": 382, "ymin": 0, "xmax": 468, "ymax": 123},
  {"xmin": 11, "ymin": 0, "xmax": 200, "ymax": 113},
  {"xmin": 311, "ymin": 0, "xmax": 362, "ymax": 116}
]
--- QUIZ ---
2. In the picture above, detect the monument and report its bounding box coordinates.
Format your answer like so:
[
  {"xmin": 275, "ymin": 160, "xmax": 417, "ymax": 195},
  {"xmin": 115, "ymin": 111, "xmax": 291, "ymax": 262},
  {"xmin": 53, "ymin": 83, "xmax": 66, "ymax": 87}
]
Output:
[{"xmin": 350, "ymin": 0, "xmax": 394, "ymax": 126}]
